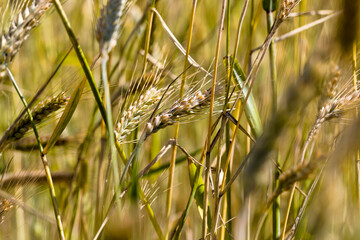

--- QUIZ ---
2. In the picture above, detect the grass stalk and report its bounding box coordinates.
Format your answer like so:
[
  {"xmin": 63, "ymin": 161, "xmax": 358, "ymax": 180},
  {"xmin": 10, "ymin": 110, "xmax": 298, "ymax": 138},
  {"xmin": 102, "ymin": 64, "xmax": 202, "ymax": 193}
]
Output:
[
  {"xmin": 101, "ymin": 58, "xmax": 121, "ymax": 202},
  {"xmin": 0, "ymin": 47, "xmax": 72, "ymax": 151},
  {"xmin": 142, "ymin": 0, "xmax": 157, "ymax": 75},
  {"xmin": 265, "ymin": 8, "xmax": 280, "ymax": 240},
  {"xmin": 352, "ymin": 42, "xmax": 360, "ymax": 205},
  {"xmin": 220, "ymin": 1, "xmax": 232, "ymax": 239},
  {"xmin": 165, "ymin": 0, "xmax": 197, "ymax": 238},
  {"xmin": 6, "ymin": 67, "xmax": 65, "ymax": 240},
  {"xmin": 116, "ymin": 142, "xmax": 164, "ymax": 240},
  {"xmin": 219, "ymin": 0, "xmax": 250, "ymax": 208},
  {"xmin": 280, "ymin": 185, "xmax": 295, "ymax": 240},
  {"xmin": 203, "ymin": 0, "xmax": 227, "ymax": 238},
  {"xmin": 51, "ymin": 0, "xmax": 108, "ymax": 126},
  {"xmin": 171, "ymin": 148, "xmax": 207, "ymax": 240}
]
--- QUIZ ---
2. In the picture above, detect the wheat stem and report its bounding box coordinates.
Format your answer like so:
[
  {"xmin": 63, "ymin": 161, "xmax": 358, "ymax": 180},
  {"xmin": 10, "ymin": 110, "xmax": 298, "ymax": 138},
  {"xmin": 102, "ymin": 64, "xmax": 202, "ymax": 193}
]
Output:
[
  {"xmin": 166, "ymin": 2, "xmax": 197, "ymax": 237},
  {"xmin": 6, "ymin": 67, "xmax": 65, "ymax": 240},
  {"xmin": 51, "ymin": 0, "xmax": 108, "ymax": 127},
  {"xmin": 4, "ymin": 93, "xmax": 69, "ymax": 145},
  {"xmin": 203, "ymin": 1, "xmax": 227, "ymax": 238},
  {"xmin": 101, "ymin": 58, "xmax": 121, "ymax": 202},
  {"xmin": 142, "ymin": 0, "xmax": 156, "ymax": 75}
]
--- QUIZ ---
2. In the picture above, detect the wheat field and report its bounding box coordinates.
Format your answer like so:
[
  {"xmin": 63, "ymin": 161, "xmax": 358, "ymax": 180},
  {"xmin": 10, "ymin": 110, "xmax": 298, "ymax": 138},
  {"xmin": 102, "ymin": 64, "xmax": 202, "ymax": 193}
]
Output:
[{"xmin": 0, "ymin": 0, "xmax": 359, "ymax": 239}]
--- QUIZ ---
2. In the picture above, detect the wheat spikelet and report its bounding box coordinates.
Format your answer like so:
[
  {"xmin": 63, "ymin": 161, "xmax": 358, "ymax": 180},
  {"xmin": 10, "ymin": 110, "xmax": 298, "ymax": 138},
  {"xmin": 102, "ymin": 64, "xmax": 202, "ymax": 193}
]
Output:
[
  {"xmin": 299, "ymin": 71, "xmax": 355, "ymax": 163},
  {"xmin": 0, "ymin": 199, "xmax": 13, "ymax": 223},
  {"xmin": 0, "ymin": 0, "xmax": 51, "ymax": 76},
  {"xmin": 114, "ymin": 87, "xmax": 162, "ymax": 143},
  {"xmin": 325, "ymin": 69, "xmax": 340, "ymax": 100},
  {"xmin": 307, "ymin": 89, "xmax": 360, "ymax": 144},
  {"xmin": 318, "ymin": 67, "xmax": 340, "ymax": 109},
  {"xmin": 267, "ymin": 161, "xmax": 316, "ymax": 207},
  {"xmin": 278, "ymin": 0, "xmax": 301, "ymax": 21},
  {"xmin": 4, "ymin": 92, "xmax": 69, "ymax": 144},
  {"xmin": 145, "ymin": 87, "xmax": 214, "ymax": 137},
  {"xmin": 95, "ymin": 0, "xmax": 131, "ymax": 56}
]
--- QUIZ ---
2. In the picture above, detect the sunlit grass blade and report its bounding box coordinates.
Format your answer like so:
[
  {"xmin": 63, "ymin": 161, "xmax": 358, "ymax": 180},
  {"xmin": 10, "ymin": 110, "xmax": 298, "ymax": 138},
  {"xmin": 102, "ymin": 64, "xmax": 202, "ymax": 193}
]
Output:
[
  {"xmin": 224, "ymin": 56, "xmax": 263, "ymax": 138},
  {"xmin": 43, "ymin": 78, "xmax": 86, "ymax": 154}
]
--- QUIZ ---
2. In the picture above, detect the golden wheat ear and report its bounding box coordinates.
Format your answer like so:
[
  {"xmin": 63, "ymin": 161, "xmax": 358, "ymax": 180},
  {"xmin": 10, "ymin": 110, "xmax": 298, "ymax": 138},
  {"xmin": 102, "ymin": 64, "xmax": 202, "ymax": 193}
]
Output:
[
  {"xmin": 0, "ymin": 0, "xmax": 51, "ymax": 76},
  {"xmin": 267, "ymin": 161, "xmax": 317, "ymax": 208},
  {"xmin": 3, "ymin": 92, "xmax": 69, "ymax": 147},
  {"xmin": 145, "ymin": 87, "xmax": 215, "ymax": 137},
  {"xmin": 114, "ymin": 87, "xmax": 162, "ymax": 143},
  {"xmin": 0, "ymin": 199, "xmax": 13, "ymax": 223}
]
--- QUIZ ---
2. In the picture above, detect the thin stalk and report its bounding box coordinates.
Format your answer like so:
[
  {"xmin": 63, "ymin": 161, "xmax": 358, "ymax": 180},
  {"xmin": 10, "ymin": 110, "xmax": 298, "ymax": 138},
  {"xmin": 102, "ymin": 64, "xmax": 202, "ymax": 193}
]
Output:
[
  {"xmin": 353, "ymin": 42, "xmax": 357, "ymax": 91},
  {"xmin": 170, "ymin": 119, "xmax": 223, "ymax": 239},
  {"xmin": 14, "ymin": 156, "xmax": 25, "ymax": 240},
  {"xmin": 244, "ymin": 1, "xmax": 262, "ymax": 71},
  {"xmin": 220, "ymin": 0, "xmax": 287, "ymax": 196},
  {"xmin": 280, "ymin": 185, "xmax": 295, "ymax": 240},
  {"xmin": 0, "ymin": 47, "xmax": 72, "ymax": 150},
  {"xmin": 220, "ymin": 37, "xmax": 273, "ymax": 197},
  {"xmin": 203, "ymin": 0, "xmax": 227, "ymax": 238},
  {"xmin": 247, "ymin": 193, "xmax": 251, "ymax": 240},
  {"xmin": 267, "ymin": 12, "xmax": 277, "ymax": 111},
  {"xmin": 216, "ymin": 0, "xmax": 252, "ymax": 236},
  {"xmin": 101, "ymin": 58, "xmax": 121, "ymax": 205},
  {"xmin": 254, "ymin": 210, "xmax": 270, "ymax": 240},
  {"xmin": 219, "ymin": 0, "xmax": 250, "ymax": 206},
  {"xmin": 171, "ymin": 148, "xmax": 207, "ymax": 240},
  {"xmin": 219, "ymin": 192, "xmax": 228, "ymax": 240},
  {"xmin": 212, "ymin": 118, "xmax": 227, "ymax": 238},
  {"xmin": 94, "ymin": 141, "xmax": 165, "ymax": 240},
  {"xmin": 6, "ymin": 67, "xmax": 65, "ymax": 240},
  {"xmin": 143, "ymin": 149, "xmax": 201, "ymax": 176},
  {"xmin": 219, "ymin": 0, "xmax": 232, "ymax": 240},
  {"xmin": 142, "ymin": 0, "xmax": 157, "ymax": 75},
  {"xmin": 51, "ymin": 0, "xmax": 108, "ymax": 127},
  {"xmin": 166, "ymin": 1, "xmax": 197, "ymax": 238},
  {"xmin": 266, "ymin": 10, "xmax": 280, "ymax": 240},
  {"xmin": 116, "ymin": 142, "xmax": 164, "ymax": 240},
  {"xmin": 353, "ymin": 42, "xmax": 360, "ymax": 205},
  {"xmin": 220, "ymin": 1, "xmax": 232, "ymax": 239},
  {"xmin": 67, "ymin": 186, "xmax": 80, "ymax": 240},
  {"xmin": 286, "ymin": 163, "xmax": 326, "ymax": 239},
  {"xmin": 138, "ymin": 186, "xmax": 165, "ymax": 240}
]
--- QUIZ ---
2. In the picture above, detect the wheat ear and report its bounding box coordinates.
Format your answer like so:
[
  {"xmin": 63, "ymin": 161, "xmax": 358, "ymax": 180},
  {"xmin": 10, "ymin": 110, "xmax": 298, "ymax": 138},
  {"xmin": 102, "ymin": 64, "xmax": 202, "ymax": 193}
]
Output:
[
  {"xmin": 0, "ymin": 199, "xmax": 13, "ymax": 223},
  {"xmin": 95, "ymin": 0, "xmax": 131, "ymax": 55},
  {"xmin": 267, "ymin": 161, "xmax": 316, "ymax": 207},
  {"xmin": 0, "ymin": 1, "xmax": 51, "ymax": 75},
  {"xmin": 278, "ymin": 0, "xmax": 301, "ymax": 21},
  {"xmin": 307, "ymin": 90, "xmax": 360, "ymax": 145},
  {"xmin": 114, "ymin": 87, "xmax": 162, "ymax": 143},
  {"xmin": 5, "ymin": 92, "xmax": 69, "ymax": 144},
  {"xmin": 145, "ymin": 87, "xmax": 214, "ymax": 137}
]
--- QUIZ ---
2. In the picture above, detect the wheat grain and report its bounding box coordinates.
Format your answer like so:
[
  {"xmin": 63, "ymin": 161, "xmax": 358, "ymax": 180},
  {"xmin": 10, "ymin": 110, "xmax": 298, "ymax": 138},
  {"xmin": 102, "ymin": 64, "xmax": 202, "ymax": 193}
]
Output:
[
  {"xmin": 145, "ymin": 87, "xmax": 214, "ymax": 137},
  {"xmin": 278, "ymin": 0, "xmax": 301, "ymax": 21},
  {"xmin": 307, "ymin": 89, "xmax": 360, "ymax": 144},
  {"xmin": 95, "ymin": 0, "xmax": 131, "ymax": 56},
  {"xmin": 4, "ymin": 92, "xmax": 69, "ymax": 144},
  {"xmin": 267, "ymin": 161, "xmax": 316, "ymax": 207},
  {"xmin": 0, "ymin": 199, "xmax": 13, "ymax": 224},
  {"xmin": 0, "ymin": 0, "xmax": 51, "ymax": 76},
  {"xmin": 114, "ymin": 87, "xmax": 162, "ymax": 143}
]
